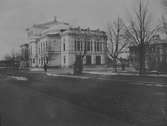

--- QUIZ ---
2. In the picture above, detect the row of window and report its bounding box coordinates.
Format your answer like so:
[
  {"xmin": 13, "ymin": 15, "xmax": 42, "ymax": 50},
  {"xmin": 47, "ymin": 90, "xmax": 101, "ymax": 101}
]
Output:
[
  {"xmin": 31, "ymin": 58, "xmax": 35, "ymax": 64},
  {"xmin": 131, "ymin": 56, "xmax": 167, "ymax": 64},
  {"xmin": 149, "ymin": 47, "xmax": 163, "ymax": 54},
  {"xmin": 38, "ymin": 41, "xmax": 48, "ymax": 55},
  {"xmin": 74, "ymin": 41, "xmax": 103, "ymax": 52},
  {"xmin": 149, "ymin": 56, "xmax": 167, "ymax": 64},
  {"xmin": 84, "ymin": 55, "xmax": 102, "ymax": 65},
  {"xmin": 30, "ymin": 40, "xmax": 104, "ymax": 57},
  {"xmin": 30, "ymin": 57, "xmax": 48, "ymax": 65},
  {"xmin": 63, "ymin": 55, "xmax": 102, "ymax": 65},
  {"xmin": 38, "ymin": 57, "xmax": 48, "ymax": 65},
  {"xmin": 132, "ymin": 47, "xmax": 165, "ymax": 55},
  {"xmin": 30, "ymin": 46, "xmax": 33, "ymax": 56}
]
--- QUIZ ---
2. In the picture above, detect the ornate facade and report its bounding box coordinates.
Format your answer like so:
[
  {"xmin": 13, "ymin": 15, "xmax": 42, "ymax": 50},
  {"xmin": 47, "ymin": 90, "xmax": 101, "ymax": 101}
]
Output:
[{"xmin": 26, "ymin": 17, "xmax": 107, "ymax": 67}]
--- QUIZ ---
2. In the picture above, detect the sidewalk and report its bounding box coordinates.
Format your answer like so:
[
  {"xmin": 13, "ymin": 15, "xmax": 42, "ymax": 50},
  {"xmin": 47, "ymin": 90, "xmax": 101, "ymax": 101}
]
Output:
[
  {"xmin": 84, "ymin": 71, "xmax": 167, "ymax": 77},
  {"xmin": 30, "ymin": 67, "xmax": 167, "ymax": 78},
  {"xmin": 30, "ymin": 67, "xmax": 73, "ymax": 74}
]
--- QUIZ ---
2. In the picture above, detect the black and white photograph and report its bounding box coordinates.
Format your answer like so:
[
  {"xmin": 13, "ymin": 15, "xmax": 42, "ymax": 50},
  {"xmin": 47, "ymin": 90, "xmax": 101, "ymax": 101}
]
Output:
[{"xmin": 0, "ymin": 0, "xmax": 167, "ymax": 125}]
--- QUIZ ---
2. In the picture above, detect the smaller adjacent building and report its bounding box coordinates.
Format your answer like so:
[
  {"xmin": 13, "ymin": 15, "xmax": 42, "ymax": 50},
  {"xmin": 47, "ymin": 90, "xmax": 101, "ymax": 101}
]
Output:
[
  {"xmin": 129, "ymin": 36, "xmax": 167, "ymax": 72},
  {"xmin": 20, "ymin": 43, "xmax": 29, "ymax": 67}
]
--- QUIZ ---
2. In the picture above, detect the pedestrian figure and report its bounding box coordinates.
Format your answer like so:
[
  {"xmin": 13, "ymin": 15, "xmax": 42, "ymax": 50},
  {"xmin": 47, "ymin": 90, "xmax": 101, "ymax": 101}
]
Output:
[{"xmin": 44, "ymin": 63, "xmax": 47, "ymax": 72}]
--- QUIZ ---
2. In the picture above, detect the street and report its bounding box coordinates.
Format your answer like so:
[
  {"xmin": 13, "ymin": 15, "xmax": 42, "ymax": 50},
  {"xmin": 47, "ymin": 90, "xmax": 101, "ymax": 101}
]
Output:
[{"xmin": 0, "ymin": 72, "xmax": 166, "ymax": 126}]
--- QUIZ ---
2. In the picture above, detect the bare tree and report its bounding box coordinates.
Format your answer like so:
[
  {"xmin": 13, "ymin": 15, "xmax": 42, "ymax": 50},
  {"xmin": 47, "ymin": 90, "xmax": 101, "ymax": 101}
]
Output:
[
  {"xmin": 107, "ymin": 17, "xmax": 128, "ymax": 72},
  {"xmin": 4, "ymin": 54, "xmax": 13, "ymax": 61},
  {"xmin": 73, "ymin": 28, "xmax": 90, "ymax": 75},
  {"xmin": 125, "ymin": 0, "xmax": 159, "ymax": 74},
  {"xmin": 4, "ymin": 50, "xmax": 21, "ymax": 70},
  {"xmin": 4, "ymin": 52, "xmax": 16, "ymax": 61}
]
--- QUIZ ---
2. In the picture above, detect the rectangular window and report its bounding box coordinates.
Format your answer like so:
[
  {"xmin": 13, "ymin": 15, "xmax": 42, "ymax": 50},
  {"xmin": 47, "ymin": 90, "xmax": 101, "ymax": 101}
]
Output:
[
  {"xmin": 94, "ymin": 42, "xmax": 96, "ymax": 52},
  {"xmin": 84, "ymin": 41, "xmax": 86, "ymax": 51},
  {"xmin": 33, "ymin": 58, "xmax": 35, "ymax": 63},
  {"xmin": 96, "ymin": 56, "xmax": 101, "ymax": 65},
  {"xmin": 45, "ymin": 41, "xmax": 47, "ymax": 52},
  {"xmin": 41, "ymin": 57, "xmax": 43, "ymax": 65},
  {"xmin": 31, "ymin": 46, "xmax": 32, "ymax": 56},
  {"xmin": 41, "ymin": 43, "xmax": 42, "ymax": 54},
  {"xmin": 100, "ymin": 43, "xmax": 103, "ymax": 51},
  {"xmin": 90, "ymin": 41, "xmax": 93, "ymax": 51},
  {"xmin": 97, "ymin": 42, "xmax": 100, "ymax": 51},
  {"xmin": 43, "ymin": 42, "xmax": 45, "ymax": 52},
  {"xmin": 63, "ymin": 43, "xmax": 65, "ymax": 51},
  {"xmin": 101, "ymin": 43, "xmax": 103, "ymax": 51},
  {"xmin": 87, "ymin": 41, "xmax": 90, "ymax": 51},
  {"xmin": 99, "ymin": 42, "xmax": 101, "ymax": 51},
  {"xmin": 77, "ymin": 41, "xmax": 80, "ymax": 51},
  {"xmin": 80, "ymin": 41, "xmax": 82, "ymax": 51},
  {"xmin": 74, "ymin": 40, "xmax": 77, "ymax": 51},
  {"xmin": 86, "ymin": 56, "xmax": 92, "ymax": 65},
  {"xmin": 64, "ymin": 56, "xmax": 66, "ymax": 64}
]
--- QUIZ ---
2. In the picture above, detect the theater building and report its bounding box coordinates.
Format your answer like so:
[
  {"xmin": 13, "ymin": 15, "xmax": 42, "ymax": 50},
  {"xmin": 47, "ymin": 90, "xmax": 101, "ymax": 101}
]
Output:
[{"xmin": 26, "ymin": 17, "xmax": 107, "ymax": 68}]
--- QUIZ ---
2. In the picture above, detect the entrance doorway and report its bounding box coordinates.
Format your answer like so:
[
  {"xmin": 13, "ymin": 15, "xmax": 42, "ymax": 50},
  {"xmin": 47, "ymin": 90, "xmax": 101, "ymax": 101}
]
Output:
[
  {"xmin": 86, "ymin": 56, "xmax": 91, "ymax": 65},
  {"xmin": 96, "ymin": 56, "xmax": 101, "ymax": 65}
]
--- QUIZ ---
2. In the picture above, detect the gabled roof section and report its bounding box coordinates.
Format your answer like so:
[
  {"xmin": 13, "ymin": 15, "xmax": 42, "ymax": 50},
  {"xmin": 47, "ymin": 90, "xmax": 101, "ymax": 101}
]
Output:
[
  {"xmin": 42, "ymin": 23, "xmax": 71, "ymax": 35},
  {"xmin": 27, "ymin": 17, "xmax": 71, "ymax": 37},
  {"xmin": 32, "ymin": 16, "xmax": 69, "ymax": 29}
]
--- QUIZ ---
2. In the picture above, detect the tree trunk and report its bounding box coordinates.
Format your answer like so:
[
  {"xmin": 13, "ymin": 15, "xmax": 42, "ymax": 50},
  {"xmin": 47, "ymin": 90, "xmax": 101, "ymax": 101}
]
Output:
[
  {"xmin": 139, "ymin": 45, "xmax": 145, "ymax": 75},
  {"xmin": 113, "ymin": 58, "xmax": 117, "ymax": 72},
  {"xmin": 73, "ymin": 55, "xmax": 83, "ymax": 75}
]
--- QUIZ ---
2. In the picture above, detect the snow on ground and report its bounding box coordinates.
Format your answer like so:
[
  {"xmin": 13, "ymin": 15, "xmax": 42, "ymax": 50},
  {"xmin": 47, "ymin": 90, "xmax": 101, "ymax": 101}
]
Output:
[
  {"xmin": 46, "ymin": 73, "xmax": 90, "ymax": 79},
  {"xmin": 10, "ymin": 76, "xmax": 28, "ymax": 81}
]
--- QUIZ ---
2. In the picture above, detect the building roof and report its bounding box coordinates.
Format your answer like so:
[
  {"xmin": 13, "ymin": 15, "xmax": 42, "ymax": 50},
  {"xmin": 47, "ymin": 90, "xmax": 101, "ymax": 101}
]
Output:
[
  {"xmin": 27, "ymin": 17, "xmax": 69, "ymax": 31},
  {"xmin": 27, "ymin": 17, "xmax": 106, "ymax": 38},
  {"xmin": 42, "ymin": 23, "xmax": 71, "ymax": 35},
  {"xmin": 27, "ymin": 17, "xmax": 72, "ymax": 37}
]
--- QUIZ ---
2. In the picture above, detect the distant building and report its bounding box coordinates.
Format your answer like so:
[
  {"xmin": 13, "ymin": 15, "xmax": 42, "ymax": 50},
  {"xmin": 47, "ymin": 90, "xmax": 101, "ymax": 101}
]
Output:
[
  {"xmin": 129, "ymin": 35, "xmax": 167, "ymax": 72},
  {"xmin": 26, "ymin": 17, "xmax": 107, "ymax": 68},
  {"xmin": 20, "ymin": 43, "xmax": 29, "ymax": 68},
  {"xmin": 20, "ymin": 44, "xmax": 29, "ymax": 60}
]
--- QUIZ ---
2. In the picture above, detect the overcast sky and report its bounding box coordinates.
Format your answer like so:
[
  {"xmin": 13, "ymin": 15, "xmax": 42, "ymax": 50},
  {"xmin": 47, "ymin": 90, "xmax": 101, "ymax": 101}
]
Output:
[{"xmin": 0, "ymin": 0, "xmax": 164, "ymax": 59}]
